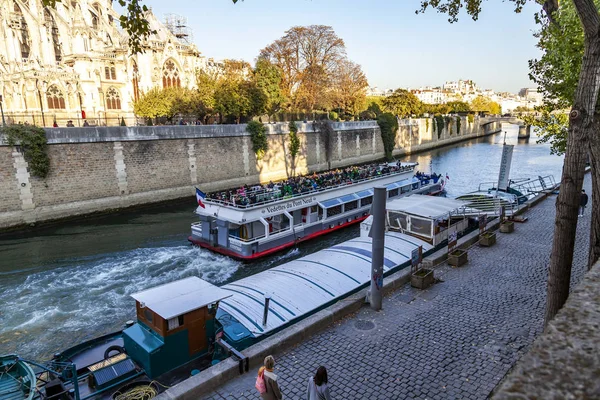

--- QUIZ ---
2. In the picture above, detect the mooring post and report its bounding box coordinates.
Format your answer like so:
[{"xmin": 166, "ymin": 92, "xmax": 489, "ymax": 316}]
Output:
[
  {"xmin": 262, "ymin": 293, "xmax": 271, "ymax": 326},
  {"xmin": 370, "ymin": 186, "xmax": 386, "ymax": 311}
]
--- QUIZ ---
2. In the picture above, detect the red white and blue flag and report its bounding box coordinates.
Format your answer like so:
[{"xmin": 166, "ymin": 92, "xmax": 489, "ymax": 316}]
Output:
[
  {"xmin": 195, "ymin": 188, "xmax": 206, "ymax": 208},
  {"xmin": 445, "ymin": 173, "xmax": 450, "ymax": 180}
]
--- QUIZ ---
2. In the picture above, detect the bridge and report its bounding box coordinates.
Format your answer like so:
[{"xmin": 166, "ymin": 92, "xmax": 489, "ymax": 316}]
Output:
[{"xmin": 488, "ymin": 116, "xmax": 531, "ymax": 138}]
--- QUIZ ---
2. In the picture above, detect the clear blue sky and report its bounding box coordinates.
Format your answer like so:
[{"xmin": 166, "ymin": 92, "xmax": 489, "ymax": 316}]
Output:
[{"xmin": 144, "ymin": 0, "xmax": 541, "ymax": 93}]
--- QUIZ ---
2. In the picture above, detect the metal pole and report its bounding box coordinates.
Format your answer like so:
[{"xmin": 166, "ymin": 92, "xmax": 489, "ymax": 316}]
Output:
[
  {"xmin": 262, "ymin": 294, "xmax": 271, "ymax": 326},
  {"xmin": 370, "ymin": 186, "xmax": 386, "ymax": 311}
]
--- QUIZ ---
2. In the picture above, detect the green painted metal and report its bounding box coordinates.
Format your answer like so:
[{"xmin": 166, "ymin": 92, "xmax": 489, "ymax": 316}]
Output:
[{"xmin": 0, "ymin": 355, "xmax": 36, "ymax": 400}]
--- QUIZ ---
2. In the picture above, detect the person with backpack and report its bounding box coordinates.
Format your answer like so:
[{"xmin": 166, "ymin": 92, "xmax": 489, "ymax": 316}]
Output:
[
  {"xmin": 255, "ymin": 355, "xmax": 283, "ymax": 400},
  {"xmin": 306, "ymin": 366, "xmax": 332, "ymax": 400}
]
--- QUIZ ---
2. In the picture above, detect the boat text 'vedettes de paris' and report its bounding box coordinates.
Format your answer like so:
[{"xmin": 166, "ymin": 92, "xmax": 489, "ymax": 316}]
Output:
[{"xmin": 188, "ymin": 161, "xmax": 446, "ymax": 260}]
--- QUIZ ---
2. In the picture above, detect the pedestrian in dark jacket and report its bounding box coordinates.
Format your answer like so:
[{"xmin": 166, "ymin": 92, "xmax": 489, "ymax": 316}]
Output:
[
  {"xmin": 258, "ymin": 355, "xmax": 283, "ymax": 400},
  {"xmin": 307, "ymin": 366, "xmax": 332, "ymax": 400},
  {"xmin": 580, "ymin": 189, "xmax": 589, "ymax": 217}
]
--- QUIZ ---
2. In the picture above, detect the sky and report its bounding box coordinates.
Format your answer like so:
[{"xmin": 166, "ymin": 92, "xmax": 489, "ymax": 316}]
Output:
[{"xmin": 142, "ymin": 0, "xmax": 542, "ymax": 94}]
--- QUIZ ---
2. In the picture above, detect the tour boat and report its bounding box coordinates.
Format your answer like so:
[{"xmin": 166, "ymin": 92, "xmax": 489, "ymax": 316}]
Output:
[
  {"xmin": 188, "ymin": 162, "xmax": 446, "ymax": 260},
  {"xmin": 4, "ymin": 196, "xmax": 474, "ymax": 400}
]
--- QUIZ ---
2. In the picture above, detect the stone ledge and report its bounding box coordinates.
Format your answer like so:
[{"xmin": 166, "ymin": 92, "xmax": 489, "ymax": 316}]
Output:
[{"xmin": 492, "ymin": 260, "xmax": 600, "ymax": 400}]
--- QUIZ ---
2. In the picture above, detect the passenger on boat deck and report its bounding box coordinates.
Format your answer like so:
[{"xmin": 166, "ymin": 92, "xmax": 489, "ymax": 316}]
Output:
[{"xmin": 206, "ymin": 162, "xmax": 416, "ymax": 206}]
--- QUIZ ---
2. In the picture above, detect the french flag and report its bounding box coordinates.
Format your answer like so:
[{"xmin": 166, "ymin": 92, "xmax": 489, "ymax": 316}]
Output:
[
  {"xmin": 195, "ymin": 188, "xmax": 206, "ymax": 208},
  {"xmin": 445, "ymin": 173, "xmax": 450, "ymax": 180}
]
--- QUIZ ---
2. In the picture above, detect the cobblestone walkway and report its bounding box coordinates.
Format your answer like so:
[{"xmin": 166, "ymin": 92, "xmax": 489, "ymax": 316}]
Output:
[{"xmin": 203, "ymin": 177, "xmax": 592, "ymax": 400}]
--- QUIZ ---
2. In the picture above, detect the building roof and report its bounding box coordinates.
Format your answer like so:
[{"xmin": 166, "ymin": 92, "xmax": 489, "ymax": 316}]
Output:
[
  {"xmin": 131, "ymin": 277, "xmax": 231, "ymax": 320},
  {"xmin": 386, "ymin": 194, "xmax": 467, "ymax": 219}
]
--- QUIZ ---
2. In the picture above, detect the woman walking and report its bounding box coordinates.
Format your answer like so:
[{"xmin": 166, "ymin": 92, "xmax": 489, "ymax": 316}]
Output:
[
  {"xmin": 307, "ymin": 366, "xmax": 332, "ymax": 400},
  {"xmin": 257, "ymin": 355, "xmax": 283, "ymax": 400}
]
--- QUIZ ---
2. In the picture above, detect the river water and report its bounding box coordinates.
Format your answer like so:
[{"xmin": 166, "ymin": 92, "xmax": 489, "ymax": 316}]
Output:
[{"xmin": 0, "ymin": 124, "xmax": 564, "ymax": 360}]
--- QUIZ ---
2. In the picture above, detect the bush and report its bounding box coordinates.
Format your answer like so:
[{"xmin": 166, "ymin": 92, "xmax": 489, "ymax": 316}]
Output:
[
  {"xmin": 377, "ymin": 113, "xmax": 398, "ymax": 160},
  {"xmin": 288, "ymin": 120, "xmax": 300, "ymax": 159},
  {"xmin": 120, "ymin": 117, "xmax": 126, "ymax": 126},
  {"xmin": 467, "ymin": 114, "xmax": 474, "ymax": 124},
  {"xmin": 434, "ymin": 115, "xmax": 444, "ymax": 139},
  {"xmin": 360, "ymin": 110, "xmax": 377, "ymax": 120},
  {"xmin": 3, "ymin": 124, "xmax": 50, "ymax": 178},
  {"xmin": 456, "ymin": 116, "xmax": 461, "ymax": 135},
  {"xmin": 246, "ymin": 120, "xmax": 268, "ymax": 159},
  {"xmin": 328, "ymin": 111, "xmax": 339, "ymax": 121}
]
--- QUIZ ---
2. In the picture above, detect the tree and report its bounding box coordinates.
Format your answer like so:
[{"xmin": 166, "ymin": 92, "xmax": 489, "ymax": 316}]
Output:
[
  {"xmin": 330, "ymin": 59, "xmax": 369, "ymax": 117},
  {"xmin": 254, "ymin": 58, "xmax": 286, "ymax": 119},
  {"xmin": 288, "ymin": 120, "xmax": 301, "ymax": 176},
  {"xmin": 447, "ymin": 101, "xmax": 471, "ymax": 113},
  {"xmin": 214, "ymin": 80, "xmax": 250, "ymax": 124},
  {"xmin": 195, "ymin": 69, "xmax": 219, "ymax": 122},
  {"xmin": 133, "ymin": 87, "xmax": 177, "ymax": 120},
  {"xmin": 469, "ymin": 96, "xmax": 501, "ymax": 115},
  {"xmin": 418, "ymin": 0, "xmax": 599, "ymax": 325},
  {"xmin": 382, "ymin": 89, "xmax": 423, "ymax": 118}
]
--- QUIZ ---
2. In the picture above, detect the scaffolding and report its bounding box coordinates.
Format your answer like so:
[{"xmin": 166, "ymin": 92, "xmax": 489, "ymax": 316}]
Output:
[{"xmin": 164, "ymin": 14, "xmax": 193, "ymax": 44}]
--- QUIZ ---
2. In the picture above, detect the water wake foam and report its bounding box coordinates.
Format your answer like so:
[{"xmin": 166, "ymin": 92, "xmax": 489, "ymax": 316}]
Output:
[{"xmin": 0, "ymin": 245, "xmax": 239, "ymax": 360}]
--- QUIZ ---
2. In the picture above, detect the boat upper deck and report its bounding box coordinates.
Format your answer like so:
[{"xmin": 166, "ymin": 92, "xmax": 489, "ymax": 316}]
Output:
[
  {"xmin": 217, "ymin": 231, "xmax": 432, "ymax": 339},
  {"xmin": 204, "ymin": 162, "xmax": 417, "ymax": 210}
]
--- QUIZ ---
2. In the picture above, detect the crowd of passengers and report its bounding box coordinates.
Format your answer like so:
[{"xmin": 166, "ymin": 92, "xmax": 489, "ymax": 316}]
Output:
[{"xmin": 206, "ymin": 162, "xmax": 438, "ymax": 207}]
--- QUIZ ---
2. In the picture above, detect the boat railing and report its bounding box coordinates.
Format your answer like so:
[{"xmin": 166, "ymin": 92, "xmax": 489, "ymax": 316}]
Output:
[
  {"xmin": 476, "ymin": 175, "xmax": 557, "ymax": 197},
  {"xmin": 204, "ymin": 165, "xmax": 416, "ymax": 210},
  {"xmin": 458, "ymin": 195, "xmax": 519, "ymax": 217}
]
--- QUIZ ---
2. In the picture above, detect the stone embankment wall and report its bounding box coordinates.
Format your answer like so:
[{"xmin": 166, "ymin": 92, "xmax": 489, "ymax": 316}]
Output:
[{"xmin": 0, "ymin": 117, "xmax": 500, "ymax": 229}]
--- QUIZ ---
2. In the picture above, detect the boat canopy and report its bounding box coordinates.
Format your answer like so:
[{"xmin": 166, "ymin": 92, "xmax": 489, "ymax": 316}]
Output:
[
  {"xmin": 386, "ymin": 195, "xmax": 467, "ymax": 219},
  {"xmin": 131, "ymin": 277, "xmax": 231, "ymax": 320},
  {"xmin": 218, "ymin": 232, "xmax": 432, "ymax": 338},
  {"xmin": 318, "ymin": 177, "xmax": 416, "ymax": 209}
]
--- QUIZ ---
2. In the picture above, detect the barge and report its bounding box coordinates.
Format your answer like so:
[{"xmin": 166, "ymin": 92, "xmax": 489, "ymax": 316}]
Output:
[{"xmin": 188, "ymin": 162, "xmax": 446, "ymax": 260}]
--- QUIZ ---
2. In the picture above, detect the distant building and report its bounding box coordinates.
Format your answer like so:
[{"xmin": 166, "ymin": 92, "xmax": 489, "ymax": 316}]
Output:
[{"xmin": 0, "ymin": 0, "xmax": 208, "ymax": 126}]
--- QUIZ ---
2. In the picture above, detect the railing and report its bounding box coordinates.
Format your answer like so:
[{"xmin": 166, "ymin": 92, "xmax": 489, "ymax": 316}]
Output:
[
  {"xmin": 205, "ymin": 165, "xmax": 416, "ymax": 210},
  {"xmin": 477, "ymin": 175, "xmax": 557, "ymax": 197},
  {"xmin": 458, "ymin": 195, "xmax": 519, "ymax": 217}
]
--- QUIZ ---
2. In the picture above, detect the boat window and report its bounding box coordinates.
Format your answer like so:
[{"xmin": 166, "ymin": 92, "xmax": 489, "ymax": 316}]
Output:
[
  {"xmin": 345, "ymin": 200, "xmax": 358, "ymax": 211},
  {"xmin": 143, "ymin": 308, "xmax": 153, "ymax": 324},
  {"xmin": 410, "ymin": 216, "xmax": 432, "ymax": 237},
  {"xmin": 388, "ymin": 211, "xmax": 407, "ymax": 230},
  {"xmin": 327, "ymin": 205, "xmax": 342, "ymax": 217},
  {"xmin": 321, "ymin": 198, "xmax": 341, "ymax": 208},
  {"xmin": 361, "ymin": 196, "xmax": 373, "ymax": 207},
  {"xmin": 167, "ymin": 315, "xmax": 184, "ymax": 331},
  {"xmin": 400, "ymin": 185, "xmax": 411, "ymax": 194},
  {"xmin": 340, "ymin": 194, "xmax": 358, "ymax": 203},
  {"xmin": 388, "ymin": 189, "xmax": 399, "ymax": 198},
  {"xmin": 310, "ymin": 205, "xmax": 318, "ymax": 213},
  {"xmin": 357, "ymin": 189, "xmax": 373, "ymax": 198}
]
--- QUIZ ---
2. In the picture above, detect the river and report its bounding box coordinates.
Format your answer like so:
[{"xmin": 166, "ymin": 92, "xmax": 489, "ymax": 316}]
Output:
[{"xmin": 0, "ymin": 124, "xmax": 564, "ymax": 360}]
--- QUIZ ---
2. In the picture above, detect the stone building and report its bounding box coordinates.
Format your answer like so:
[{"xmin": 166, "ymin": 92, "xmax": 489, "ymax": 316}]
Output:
[{"xmin": 0, "ymin": 0, "xmax": 205, "ymax": 126}]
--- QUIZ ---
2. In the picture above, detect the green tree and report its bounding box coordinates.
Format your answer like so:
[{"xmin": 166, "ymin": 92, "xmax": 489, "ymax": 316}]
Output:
[
  {"xmin": 418, "ymin": 0, "xmax": 600, "ymax": 325},
  {"xmin": 469, "ymin": 96, "xmax": 501, "ymax": 115},
  {"xmin": 246, "ymin": 120, "xmax": 268, "ymax": 159},
  {"xmin": 382, "ymin": 89, "xmax": 423, "ymax": 118},
  {"xmin": 214, "ymin": 80, "xmax": 250, "ymax": 124},
  {"xmin": 254, "ymin": 58, "xmax": 286, "ymax": 119},
  {"xmin": 377, "ymin": 112, "xmax": 399, "ymax": 160},
  {"xmin": 447, "ymin": 101, "xmax": 470, "ymax": 113},
  {"xmin": 195, "ymin": 69, "xmax": 219, "ymax": 122},
  {"xmin": 133, "ymin": 87, "xmax": 177, "ymax": 120}
]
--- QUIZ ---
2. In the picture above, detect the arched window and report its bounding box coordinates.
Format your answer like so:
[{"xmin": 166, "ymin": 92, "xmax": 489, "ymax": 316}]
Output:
[
  {"xmin": 104, "ymin": 66, "xmax": 116, "ymax": 80},
  {"xmin": 47, "ymin": 85, "xmax": 66, "ymax": 109},
  {"xmin": 106, "ymin": 87, "xmax": 121, "ymax": 110},
  {"xmin": 12, "ymin": 4, "xmax": 30, "ymax": 59},
  {"xmin": 132, "ymin": 62, "xmax": 140, "ymax": 101},
  {"xmin": 162, "ymin": 60, "xmax": 181, "ymax": 88},
  {"xmin": 90, "ymin": 11, "xmax": 98, "ymax": 29},
  {"xmin": 44, "ymin": 8, "xmax": 61, "ymax": 62}
]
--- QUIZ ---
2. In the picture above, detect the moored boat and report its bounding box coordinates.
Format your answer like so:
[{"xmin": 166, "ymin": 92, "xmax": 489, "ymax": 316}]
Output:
[
  {"xmin": 188, "ymin": 162, "xmax": 446, "ymax": 260},
  {"xmin": 0, "ymin": 355, "xmax": 36, "ymax": 400}
]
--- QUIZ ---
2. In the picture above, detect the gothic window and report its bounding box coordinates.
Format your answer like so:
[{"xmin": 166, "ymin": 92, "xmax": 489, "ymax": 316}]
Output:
[
  {"xmin": 44, "ymin": 8, "xmax": 61, "ymax": 62},
  {"xmin": 47, "ymin": 85, "xmax": 66, "ymax": 109},
  {"xmin": 132, "ymin": 62, "xmax": 140, "ymax": 101},
  {"xmin": 90, "ymin": 11, "xmax": 98, "ymax": 29},
  {"xmin": 162, "ymin": 60, "xmax": 181, "ymax": 88},
  {"xmin": 106, "ymin": 87, "xmax": 121, "ymax": 110},
  {"xmin": 104, "ymin": 66, "xmax": 116, "ymax": 80},
  {"xmin": 12, "ymin": 4, "xmax": 30, "ymax": 59}
]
